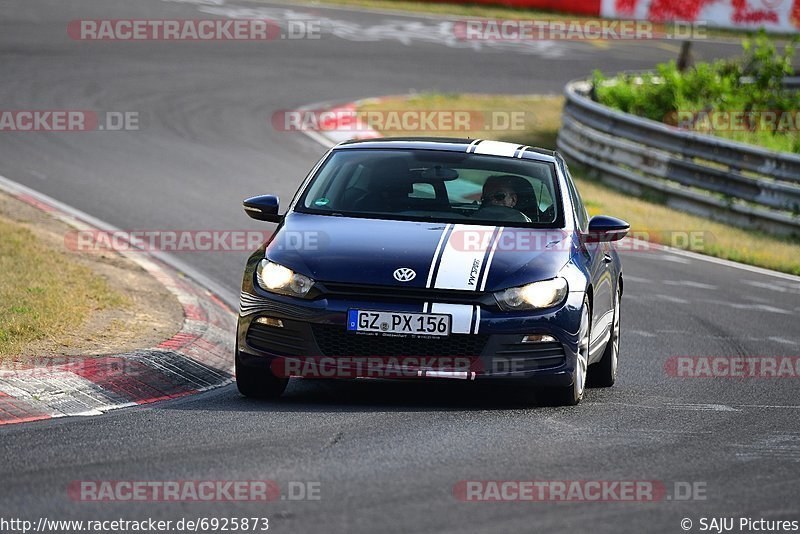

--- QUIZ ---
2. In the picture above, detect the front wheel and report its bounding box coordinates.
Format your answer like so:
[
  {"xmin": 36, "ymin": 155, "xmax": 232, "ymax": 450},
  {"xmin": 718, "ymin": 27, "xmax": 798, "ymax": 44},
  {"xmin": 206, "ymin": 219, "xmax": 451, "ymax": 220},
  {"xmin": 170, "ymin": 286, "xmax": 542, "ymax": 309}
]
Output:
[
  {"xmin": 545, "ymin": 296, "xmax": 590, "ymax": 406},
  {"xmin": 587, "ymin": 286, "xmax": 620, "ymax": 388},
  {"xmin": 235, "ymin": 344, "xmax": 289, "ymax": 399}
]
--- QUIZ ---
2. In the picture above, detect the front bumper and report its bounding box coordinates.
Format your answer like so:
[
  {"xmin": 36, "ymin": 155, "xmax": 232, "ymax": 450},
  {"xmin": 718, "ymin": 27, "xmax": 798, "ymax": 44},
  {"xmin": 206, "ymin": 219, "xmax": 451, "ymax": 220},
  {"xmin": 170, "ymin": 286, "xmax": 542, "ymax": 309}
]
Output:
[{"xmin": 237, "ymin": 284, "xmax": 585, "ymax": 386}]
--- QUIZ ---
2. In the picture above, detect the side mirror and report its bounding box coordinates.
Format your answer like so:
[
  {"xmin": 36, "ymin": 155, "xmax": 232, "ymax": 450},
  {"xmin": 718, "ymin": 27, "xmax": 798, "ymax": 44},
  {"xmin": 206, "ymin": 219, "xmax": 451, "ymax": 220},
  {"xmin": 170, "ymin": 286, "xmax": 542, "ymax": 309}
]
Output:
[
  {"xmin": 585, "ymin": 215, "xmax": 630, "ymax": 242},
  {"xmin": 243, "ymin": 195, "xmax": 282, "ymax": 223}
]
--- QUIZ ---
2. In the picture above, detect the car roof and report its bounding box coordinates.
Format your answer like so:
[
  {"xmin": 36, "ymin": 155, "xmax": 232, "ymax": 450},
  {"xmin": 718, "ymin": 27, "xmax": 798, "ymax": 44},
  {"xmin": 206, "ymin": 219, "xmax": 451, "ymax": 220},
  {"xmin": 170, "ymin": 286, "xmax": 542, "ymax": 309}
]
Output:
[{"xmin": 334, "ymin": 137, "xmax": 558, "ymax": 163}]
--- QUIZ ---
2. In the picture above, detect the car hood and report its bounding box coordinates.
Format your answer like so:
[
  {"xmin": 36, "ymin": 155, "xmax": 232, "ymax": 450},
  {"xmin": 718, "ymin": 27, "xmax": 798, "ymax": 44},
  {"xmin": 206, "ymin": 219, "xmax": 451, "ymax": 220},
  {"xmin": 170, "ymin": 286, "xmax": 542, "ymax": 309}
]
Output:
[{"xmin": 266, "ymin": 213, "xmax": 573, "ymax": 292}]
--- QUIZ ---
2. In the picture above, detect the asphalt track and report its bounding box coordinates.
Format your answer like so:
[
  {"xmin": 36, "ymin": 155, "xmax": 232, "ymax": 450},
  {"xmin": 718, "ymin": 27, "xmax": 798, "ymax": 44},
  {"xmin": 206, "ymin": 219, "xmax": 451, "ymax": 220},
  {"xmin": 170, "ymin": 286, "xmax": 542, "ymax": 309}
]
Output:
[{"xmin": 1, "ymin": 1, "xmax": 799, "ymax": 532}]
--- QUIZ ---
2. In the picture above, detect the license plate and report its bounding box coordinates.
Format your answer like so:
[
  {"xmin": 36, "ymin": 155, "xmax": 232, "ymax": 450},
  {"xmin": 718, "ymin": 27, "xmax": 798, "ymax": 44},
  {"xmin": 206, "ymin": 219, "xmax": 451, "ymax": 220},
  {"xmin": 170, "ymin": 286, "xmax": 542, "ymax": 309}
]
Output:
[{"xmin": 347, "ymin": 310, "xmax": 451, "ymax": 336}]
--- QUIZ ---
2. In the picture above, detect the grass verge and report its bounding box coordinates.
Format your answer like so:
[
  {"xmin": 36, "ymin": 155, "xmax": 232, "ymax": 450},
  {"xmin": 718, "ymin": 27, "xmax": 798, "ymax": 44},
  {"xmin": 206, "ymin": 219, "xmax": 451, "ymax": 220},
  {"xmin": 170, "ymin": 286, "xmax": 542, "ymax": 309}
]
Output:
[
  {"xmin": 358, "ymin": 93, "xmax": 800, "ymax": 275},
  {"xmin": 0, "ymin": 216, "xmax": 128, "ymax": 357}
]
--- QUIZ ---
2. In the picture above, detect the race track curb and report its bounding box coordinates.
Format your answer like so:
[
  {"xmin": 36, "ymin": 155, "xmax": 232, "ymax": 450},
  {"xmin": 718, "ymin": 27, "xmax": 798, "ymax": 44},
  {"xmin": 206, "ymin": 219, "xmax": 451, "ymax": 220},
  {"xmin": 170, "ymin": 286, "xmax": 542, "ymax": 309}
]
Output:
[
  {"xmin": 0, "ymin": 178, "xmax": 236, "ymax": 426},
  {"xmin": 294, "ymin": 97, "xmax": 382, "ymax": 148}
]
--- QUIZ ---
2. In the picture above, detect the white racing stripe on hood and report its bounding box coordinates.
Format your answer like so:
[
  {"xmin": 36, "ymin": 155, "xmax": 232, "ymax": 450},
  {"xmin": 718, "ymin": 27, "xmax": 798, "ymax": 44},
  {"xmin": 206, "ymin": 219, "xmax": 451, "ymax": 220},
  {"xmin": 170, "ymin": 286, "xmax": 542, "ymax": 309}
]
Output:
[
  {"xmin": 426, "ymin": 223, "xmax": 453, "ymax": 288},
  {"xmin": 479, "ymin": 227, "xmax": 502, "ymax": 291},
  {"xmin": 431, "ymin": 224, "xmax": 497, "ymax": 291}
]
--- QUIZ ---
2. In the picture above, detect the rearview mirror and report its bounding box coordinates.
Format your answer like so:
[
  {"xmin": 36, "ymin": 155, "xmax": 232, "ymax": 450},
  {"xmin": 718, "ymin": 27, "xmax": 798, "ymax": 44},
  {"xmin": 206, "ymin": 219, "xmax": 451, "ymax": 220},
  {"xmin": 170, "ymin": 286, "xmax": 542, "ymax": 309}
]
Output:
[
  {"xmin": 585, "ymin": 215, "xmax": 630, "ymax": 242},
  {"xmin": 243, "ymin": 195, "xmax": 282, "ymax": 223},
  {"xmin": 421, "ymin": 165, "xmax": 459, "ymax": 181}
]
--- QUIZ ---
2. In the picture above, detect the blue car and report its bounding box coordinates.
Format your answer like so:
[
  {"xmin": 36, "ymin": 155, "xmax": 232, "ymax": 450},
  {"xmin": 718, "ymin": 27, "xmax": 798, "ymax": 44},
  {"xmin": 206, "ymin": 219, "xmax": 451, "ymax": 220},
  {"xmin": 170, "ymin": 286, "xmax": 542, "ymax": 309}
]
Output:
[{"xmin": 237, "ymin": 138, "xmax": 628, "ymax": 405}]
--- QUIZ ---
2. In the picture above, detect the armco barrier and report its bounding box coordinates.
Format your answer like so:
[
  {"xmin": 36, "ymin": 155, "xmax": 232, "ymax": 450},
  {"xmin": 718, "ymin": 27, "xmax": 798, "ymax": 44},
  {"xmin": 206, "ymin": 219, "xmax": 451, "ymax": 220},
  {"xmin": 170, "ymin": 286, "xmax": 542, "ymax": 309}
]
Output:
[{"xmin": 557, "ymin": 79, "xmax": 800, "ymax": 237}]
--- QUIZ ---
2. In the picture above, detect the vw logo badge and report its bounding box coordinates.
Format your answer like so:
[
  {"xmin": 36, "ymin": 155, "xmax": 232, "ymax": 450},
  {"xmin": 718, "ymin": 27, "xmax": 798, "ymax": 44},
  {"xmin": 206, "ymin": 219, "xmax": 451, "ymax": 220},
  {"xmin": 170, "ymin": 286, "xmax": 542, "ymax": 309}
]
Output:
[{"xmin": 393, "ymin": 267, "xmax": 416, "ymax": 282}]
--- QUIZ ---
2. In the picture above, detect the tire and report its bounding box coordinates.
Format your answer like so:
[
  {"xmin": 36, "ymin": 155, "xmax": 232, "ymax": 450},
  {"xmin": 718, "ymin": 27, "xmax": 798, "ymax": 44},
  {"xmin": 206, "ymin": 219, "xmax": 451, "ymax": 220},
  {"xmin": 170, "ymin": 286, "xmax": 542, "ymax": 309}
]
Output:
[
  {"xmin": 587, "ymin": 286, "xmax": 620, "ymax": 388},
  {"xmin": 545, "ymin": 296, "xmax": 591, "ymax": 406},
  {"xmin": 235, "ymin": 343, "xmax": 289, "ymax": 399}
]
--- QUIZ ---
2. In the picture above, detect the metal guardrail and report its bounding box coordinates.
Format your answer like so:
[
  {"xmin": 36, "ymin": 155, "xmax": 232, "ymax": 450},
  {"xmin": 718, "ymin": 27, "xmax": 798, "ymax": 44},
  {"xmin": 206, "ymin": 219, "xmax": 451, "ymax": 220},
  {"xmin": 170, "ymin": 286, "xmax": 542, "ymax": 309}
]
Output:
[{"xmin": 557, "ymin": 78, "xmax": 800, "ymax": 237}]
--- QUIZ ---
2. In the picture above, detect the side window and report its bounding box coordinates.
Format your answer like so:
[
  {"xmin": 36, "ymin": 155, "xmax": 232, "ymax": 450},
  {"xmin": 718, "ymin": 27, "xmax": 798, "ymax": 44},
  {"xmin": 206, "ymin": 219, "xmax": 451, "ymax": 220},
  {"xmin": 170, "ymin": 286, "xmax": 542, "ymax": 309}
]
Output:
[{"xmin": 562, "ymin": 161, "xmax": 588, "ymax": 230}]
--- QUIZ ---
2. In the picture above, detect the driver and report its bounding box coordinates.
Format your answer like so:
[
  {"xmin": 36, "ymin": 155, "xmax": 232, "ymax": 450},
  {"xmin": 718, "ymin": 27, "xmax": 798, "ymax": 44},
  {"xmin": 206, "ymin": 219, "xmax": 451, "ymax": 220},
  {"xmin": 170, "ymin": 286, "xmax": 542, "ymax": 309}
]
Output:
[{"xmin": 480, "ymin": 175, "xmax": 532, "ymax": 221}]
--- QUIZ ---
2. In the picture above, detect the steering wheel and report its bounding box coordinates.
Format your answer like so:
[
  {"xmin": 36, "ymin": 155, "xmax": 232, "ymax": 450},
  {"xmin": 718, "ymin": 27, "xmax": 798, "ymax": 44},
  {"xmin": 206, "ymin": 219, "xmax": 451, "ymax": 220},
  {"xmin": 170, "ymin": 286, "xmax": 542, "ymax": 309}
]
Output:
[{"xmin": 473, "ymin": 205, "xmax": 530, "ymax": 223}]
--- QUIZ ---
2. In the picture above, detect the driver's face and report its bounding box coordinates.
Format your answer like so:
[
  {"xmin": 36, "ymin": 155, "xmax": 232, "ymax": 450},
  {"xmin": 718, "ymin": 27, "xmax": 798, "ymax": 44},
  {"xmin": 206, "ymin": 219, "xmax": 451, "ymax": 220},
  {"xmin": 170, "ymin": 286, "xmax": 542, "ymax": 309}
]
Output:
[{"xmin": 483, "ymin": 186, "xmax": 517, "ymax": 208}]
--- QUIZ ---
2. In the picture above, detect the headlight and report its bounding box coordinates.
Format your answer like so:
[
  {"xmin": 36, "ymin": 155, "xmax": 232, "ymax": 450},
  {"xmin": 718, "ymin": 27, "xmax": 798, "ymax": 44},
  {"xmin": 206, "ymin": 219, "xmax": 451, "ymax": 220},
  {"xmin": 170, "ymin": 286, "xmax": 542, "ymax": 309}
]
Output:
[
  {"xmin": 256, "ymin": 260, "xmax": 315, "ymax": 298},
  {"xmin": 494, "ymin": 277, "xmax": 568, "ymax": 311}
]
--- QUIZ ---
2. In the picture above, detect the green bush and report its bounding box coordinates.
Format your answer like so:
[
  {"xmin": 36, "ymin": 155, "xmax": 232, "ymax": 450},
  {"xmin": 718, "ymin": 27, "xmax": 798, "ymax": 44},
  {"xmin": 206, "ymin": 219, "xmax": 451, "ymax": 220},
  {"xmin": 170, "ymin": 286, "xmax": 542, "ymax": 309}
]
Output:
[{"xmin": 592, "ymin": 32, "xmax": 800, "ymax": 153}]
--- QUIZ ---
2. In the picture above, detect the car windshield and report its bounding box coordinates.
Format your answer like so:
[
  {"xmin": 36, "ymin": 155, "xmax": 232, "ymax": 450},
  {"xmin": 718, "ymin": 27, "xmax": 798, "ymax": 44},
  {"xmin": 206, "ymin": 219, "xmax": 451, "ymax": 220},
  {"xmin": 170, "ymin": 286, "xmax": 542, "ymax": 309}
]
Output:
[{"xmin": 296, "ymin": 149, "xmax": 564, "ymax": 227}]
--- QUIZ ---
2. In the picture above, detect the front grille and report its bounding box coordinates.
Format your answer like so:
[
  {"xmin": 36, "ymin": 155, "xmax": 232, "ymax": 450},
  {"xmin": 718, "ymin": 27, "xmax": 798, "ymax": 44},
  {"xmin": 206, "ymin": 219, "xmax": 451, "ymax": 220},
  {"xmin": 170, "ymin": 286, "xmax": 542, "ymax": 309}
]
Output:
[
  {"xmin": 493, "ymin": 341, "xmax": 566, "ymax": 370},
  {"xmin": 318, "ymin": 282, "xmax": 493, "ymax": 305},
  {"xmin": 246, "ymin": 322, "xmax": 308, "ymax": 356},
  {"xmin": 311, "ymin": 324, "xmax": 489, "ymax": 358}
]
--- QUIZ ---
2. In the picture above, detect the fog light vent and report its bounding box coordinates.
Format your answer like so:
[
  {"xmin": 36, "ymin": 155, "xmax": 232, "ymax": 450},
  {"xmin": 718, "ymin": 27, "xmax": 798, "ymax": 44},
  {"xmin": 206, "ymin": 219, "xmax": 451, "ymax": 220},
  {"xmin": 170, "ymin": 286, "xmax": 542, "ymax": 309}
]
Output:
[
  {"xmin": 521, "ymin": 334, "xmax": 556, "ymax": 344},
  {"xmin": 255, "ymin": 316, "xmax": 284, "ymax": 328}
]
